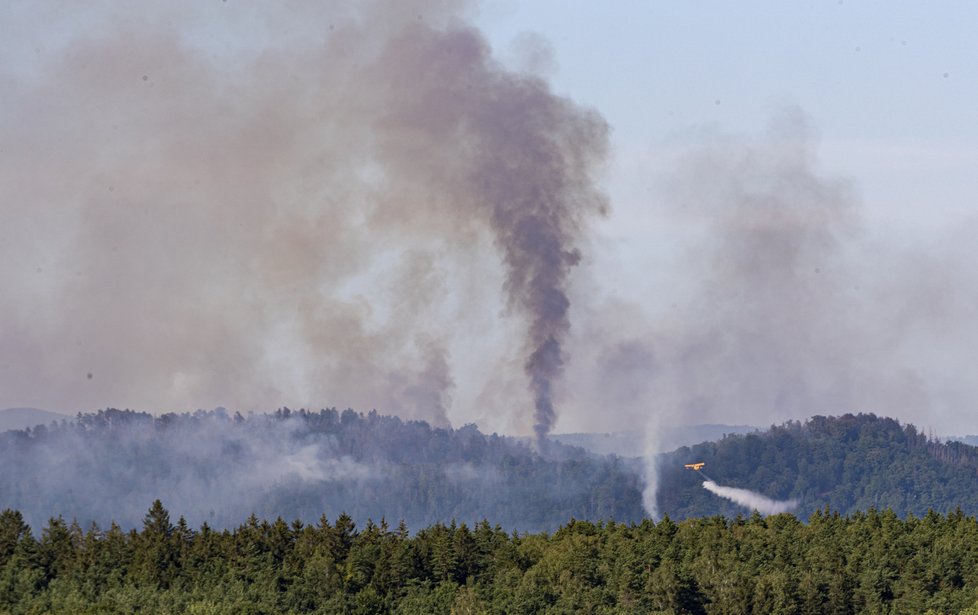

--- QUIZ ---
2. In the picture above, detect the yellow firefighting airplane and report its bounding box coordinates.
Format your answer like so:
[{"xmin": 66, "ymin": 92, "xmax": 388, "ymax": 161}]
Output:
[{"xmin": 684, "ymin": 462, "xmax": 706, "ymax": 471}]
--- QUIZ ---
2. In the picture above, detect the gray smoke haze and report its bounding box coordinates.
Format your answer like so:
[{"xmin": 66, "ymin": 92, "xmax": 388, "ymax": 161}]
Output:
[
  {"xmin": 702, "ymin": 480, "xmax": 798, "ymax": 516},
  {"xmin": 0, "ymin": 1, "xmax": 608, "ymax": 438},
  {"xmin": 0, "ymin": 409, "xmax": 645, "ymax": 532},
  {"xmin": 556, "ymin": 110, "xmax": 978, "ymax": 518},
  {"xmin": 632, "ymin": 114, "xmax": 888, "ymax": 516},
  {"xmin": 2, "ymin": 412, "xmax": 378, "ymax": 530}
]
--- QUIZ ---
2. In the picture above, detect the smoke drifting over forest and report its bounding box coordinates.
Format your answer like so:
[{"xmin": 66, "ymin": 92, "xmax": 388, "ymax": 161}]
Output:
[
  {"xmin": 4, "ymin": 1, "xmax": 978, "ymax": 526},
  {"xmin": 0, "ymin": 0, "xmax": 607, "ymax": 440},
  {"xmin": 0, "ymin": 409, "xmax": 644, "ymax": 532},
  {"xmin": 606, "ymin": 113, "xmax": 978, "ymax": 518}
]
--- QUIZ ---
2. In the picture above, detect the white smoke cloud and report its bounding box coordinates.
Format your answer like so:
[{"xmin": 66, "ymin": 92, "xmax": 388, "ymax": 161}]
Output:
[
  {"xmin": 261, "ymin": 446, "xmax": 374, "ymax": 484},
  {"xmin": 702, "ymin": 480, "xmax": 798, "ymax": 516},
  {"xmin": 575, "ymin": 111, "xmax": 978, "ymax": 519},
  {"xmin": 642, "ymin": 414, "xmax": 663, "ymax": 520}
]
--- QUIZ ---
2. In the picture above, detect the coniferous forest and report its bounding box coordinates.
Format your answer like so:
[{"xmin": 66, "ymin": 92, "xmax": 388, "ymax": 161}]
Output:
[
  {"xmin": 5, "ymin": 412, "xmax": 978, "ymax": 612},
  {"xmin": 4, "ymin": 410, "xmax": 978, "ymax": 532},
  {"xmin": 3, "ymin": 504, "xmax": 978, "ymax": 614}
]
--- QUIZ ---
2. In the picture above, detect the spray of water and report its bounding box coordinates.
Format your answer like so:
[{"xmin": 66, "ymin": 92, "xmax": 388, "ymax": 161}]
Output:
[{"xmin": 702, "ymin": 480, "xmax": 798, "ymax": 515}]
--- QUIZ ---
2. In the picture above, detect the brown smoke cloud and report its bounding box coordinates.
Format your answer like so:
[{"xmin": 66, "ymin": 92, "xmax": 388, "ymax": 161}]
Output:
[{"xmin": 0, "ymin": 0, "xmax": 608, "ymax": 437}]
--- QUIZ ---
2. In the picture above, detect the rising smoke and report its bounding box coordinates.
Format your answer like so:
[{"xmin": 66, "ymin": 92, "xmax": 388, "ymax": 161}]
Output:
[
  {"xmin": 5, "ymin": 2, "xmax": 978, "ymax": 526},
  {"xmin": 0, "ymin": 1, "xmax": 608, "ymax": 440},
  {"xmin": 702, "ymin": 480, "xmax": 799, "ymax": 516},
  {"xmin": 565, "ymin": 111, "xmax": 978, "ymax": 519}
]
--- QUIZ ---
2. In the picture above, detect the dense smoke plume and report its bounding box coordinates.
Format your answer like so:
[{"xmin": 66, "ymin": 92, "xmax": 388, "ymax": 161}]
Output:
[
  {"xmin": 702, "ymin": 481, "xmax": 799, "ymax": 516},
  {"xmin": 371, "ymin": 19, "xmax": 609, "ymax": 441},
  {"xmin": 0, "ymin": 1, "xmax": 608, "ymax": 438}
]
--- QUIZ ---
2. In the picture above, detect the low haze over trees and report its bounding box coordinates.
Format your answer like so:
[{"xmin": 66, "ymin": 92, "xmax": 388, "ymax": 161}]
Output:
[
  {"xmin": 4, "ymin": 410, "xmax": 978, "ymax": 531},
  {"xmin": 0, "ymin": 408, "xmax": 644, "ymax": 533},
  {"xmin": 4, "ymin": 412, "xmax": 978, "ymax": 611}
]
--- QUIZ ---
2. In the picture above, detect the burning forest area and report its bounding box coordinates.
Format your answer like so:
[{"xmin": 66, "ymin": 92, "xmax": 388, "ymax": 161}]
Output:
[{"xmin": 3, "ymin": 0, "xmax": 978, "ymax": 612}]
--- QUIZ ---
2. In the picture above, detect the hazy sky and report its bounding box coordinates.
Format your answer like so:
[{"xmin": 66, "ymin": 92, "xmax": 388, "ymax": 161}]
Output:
[
  {"xmin": 482, "ymin": 2, "xmax": 978, "ymax": 436},
  {"xmin": 2, "ymin": 1, "xmax": 977, "ymax": 436},
  {"xmin": 479, "ymin": 1, "xmax": 977, "ymax": 237}
]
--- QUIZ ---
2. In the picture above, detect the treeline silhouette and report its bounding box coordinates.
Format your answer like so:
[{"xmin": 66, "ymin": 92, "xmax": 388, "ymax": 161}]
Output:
[{"xmin": 2, "ymin": 503, "xmax": 978, "ymax": 613}]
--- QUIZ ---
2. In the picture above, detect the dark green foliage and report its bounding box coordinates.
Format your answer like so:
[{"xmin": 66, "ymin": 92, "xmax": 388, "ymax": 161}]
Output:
[
  {"xmin": 3, "ymin": 503, "xmax": 978, "ymax": 613},
  {"xmin": 659, "ymin": 413, "xmax": 978, "ymax": 519}
]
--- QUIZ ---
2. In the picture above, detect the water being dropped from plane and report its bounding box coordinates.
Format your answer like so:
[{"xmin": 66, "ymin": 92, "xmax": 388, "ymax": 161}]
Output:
[{"xmin": 702, "ymin": 480, "xmax": 799, "ymax": 515}]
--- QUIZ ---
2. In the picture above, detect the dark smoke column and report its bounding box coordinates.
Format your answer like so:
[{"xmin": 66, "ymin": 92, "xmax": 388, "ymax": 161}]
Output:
[
  {"xmin": 374, "ymin": 24, "xmax": 609, "ymax": 443},
  {"xmin": 475, "ymin": 73, "xmax": 610, "ymax": 446}
]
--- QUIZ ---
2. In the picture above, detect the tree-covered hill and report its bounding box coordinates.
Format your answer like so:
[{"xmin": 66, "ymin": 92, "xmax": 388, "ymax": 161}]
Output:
[
  {"xmin": 658, "ymin": 413, "xmax": 978, "ymax": 519},
  {"xmin": 5, "ymin": 409, "xmax": 977, "ymax": 533},
  {"xmin": 0, "ymin": 408, "xmax": 644, "ymax": 533}
]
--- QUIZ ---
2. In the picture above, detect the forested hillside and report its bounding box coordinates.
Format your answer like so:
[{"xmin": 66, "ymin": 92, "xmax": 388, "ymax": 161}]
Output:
[
  {"xmin": 5, "ymin": 409, "xmax": 978, "ymax": 534},
  {"xmin": 0, "ymin": 408, "xmax": 643, "ymax": 533},
  {"xmin": 3, "ymin": 504, "xmax": 978, "ymax": 614},
  {"xmin": 658, "ymin": 413, "xmax": 978, "ymax": 519}
]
